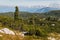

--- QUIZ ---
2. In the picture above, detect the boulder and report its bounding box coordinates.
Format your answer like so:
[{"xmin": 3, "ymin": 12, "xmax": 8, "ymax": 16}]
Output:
[{"xmin": 0, "ymin": 28, "xmax": 15, "ymax": 35}]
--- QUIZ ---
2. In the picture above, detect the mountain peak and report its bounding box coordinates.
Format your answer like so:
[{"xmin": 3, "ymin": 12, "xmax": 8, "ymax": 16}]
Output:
[{"xmin": 35, "ymin": 7, "xmax": 60, "ymax": 13}]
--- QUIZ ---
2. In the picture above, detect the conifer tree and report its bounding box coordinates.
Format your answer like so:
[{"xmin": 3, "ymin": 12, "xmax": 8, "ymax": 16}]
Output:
[{"xmin": 14, "ymin": 6, "xmax": 19, "ymax": 21}]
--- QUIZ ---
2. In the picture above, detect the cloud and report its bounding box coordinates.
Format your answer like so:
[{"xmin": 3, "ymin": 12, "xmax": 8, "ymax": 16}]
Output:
[{"xmin": 0, "ymin": 0, "xmax": 60, "ymax": 8}]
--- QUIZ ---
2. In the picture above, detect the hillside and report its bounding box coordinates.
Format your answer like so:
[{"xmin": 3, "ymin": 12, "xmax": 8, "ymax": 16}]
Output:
[
  {"xmin": 45, "ymin": 10, "xmax": 60, "ymax": 17},
  {"xmin": 0, "ymin": 10, "xmax": 60, "ymax": 18}
]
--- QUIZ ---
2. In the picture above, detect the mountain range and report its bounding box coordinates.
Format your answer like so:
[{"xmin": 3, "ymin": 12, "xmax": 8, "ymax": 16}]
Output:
[{"xmin": 0, "ymin": 6, "xmax": 60, "ymax": 13}]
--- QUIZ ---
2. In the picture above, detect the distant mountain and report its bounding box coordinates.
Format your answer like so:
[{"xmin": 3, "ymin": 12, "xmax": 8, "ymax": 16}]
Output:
[
  {"xmin": 35, "ymin": 7, "xmax": 60, "ymax": 13},
  {"xmin": 0, "ymin": 6, "xmax": 60, "ymax": 13}
]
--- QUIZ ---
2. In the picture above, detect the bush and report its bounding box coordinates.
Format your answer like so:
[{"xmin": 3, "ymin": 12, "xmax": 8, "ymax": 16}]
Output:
[
  {"xmin": 28, "ymin": 29, "xmax": 35, "ymax": 36},
  {"xmin": 35, "ymin": 29, "xmax": 47, "ymax": 37}
]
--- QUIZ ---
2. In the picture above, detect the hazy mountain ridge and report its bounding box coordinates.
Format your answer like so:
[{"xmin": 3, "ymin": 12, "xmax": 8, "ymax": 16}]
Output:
[
  {"xmin": 0, "ymin": 6, "xmax": 60, "ymax": 13},
  {"xmin": 35, "ymin": 7, "xmax": 60, "ymax": 13}
]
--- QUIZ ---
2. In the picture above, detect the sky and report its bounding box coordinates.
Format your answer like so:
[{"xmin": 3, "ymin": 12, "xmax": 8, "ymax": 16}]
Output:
[{"xmin": 0, "ymin": 0, "xmax": 60, "ymax": 7}]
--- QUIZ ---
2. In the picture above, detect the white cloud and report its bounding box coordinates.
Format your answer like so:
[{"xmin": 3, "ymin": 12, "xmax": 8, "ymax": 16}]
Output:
[{"xmin": 0, "ymin": 0, "xmax": 60, "ymax": 8}]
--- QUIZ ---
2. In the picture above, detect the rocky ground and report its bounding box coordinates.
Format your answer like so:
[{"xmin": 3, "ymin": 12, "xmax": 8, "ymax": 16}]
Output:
[{"xmin": 0, "ymin": 28, "xmax": 60, "ymax": 40}]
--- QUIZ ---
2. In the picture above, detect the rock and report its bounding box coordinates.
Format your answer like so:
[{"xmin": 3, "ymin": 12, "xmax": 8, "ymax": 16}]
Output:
[
  {"xmin": 0, "ymin": 28, "xmax": 15, "ymax": 35},
  {"xmin": 51, "ymin": 24, "xmax": 55, "ymax": 26}
]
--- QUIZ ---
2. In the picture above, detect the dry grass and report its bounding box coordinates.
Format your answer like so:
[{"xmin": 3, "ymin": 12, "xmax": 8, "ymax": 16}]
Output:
[
  {"xmin": 0, "ymin": 34, "xmax": 24, "ymax": 40},
  {"xmin": 0, "ymin": 33, "xmax": 48, "ymax": 40},
  {"xmin": 0, "ymin": 32, "xmax": 60, "ymax": 40}
]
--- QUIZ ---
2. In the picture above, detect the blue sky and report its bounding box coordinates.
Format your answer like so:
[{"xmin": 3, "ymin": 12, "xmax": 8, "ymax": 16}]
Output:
[{"xmin": 0, "ymin": 0, "xmax": 60, "ymax": 7}]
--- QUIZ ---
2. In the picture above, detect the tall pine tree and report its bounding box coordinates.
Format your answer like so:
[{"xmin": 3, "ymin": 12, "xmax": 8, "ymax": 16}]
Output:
[{"xmin": 14, "ymin": 6, "xmax": 19, "ymax": 21}]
